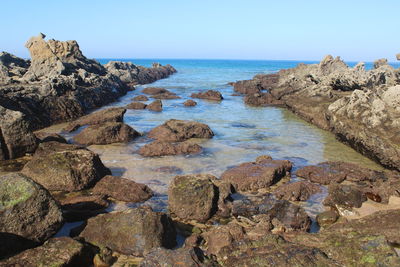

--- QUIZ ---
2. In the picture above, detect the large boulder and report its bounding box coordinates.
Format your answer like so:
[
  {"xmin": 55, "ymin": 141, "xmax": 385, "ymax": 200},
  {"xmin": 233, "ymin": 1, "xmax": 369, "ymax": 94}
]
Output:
[
  {"xmin": 21, "ymin": 142, "xmax": 111, "ymax": 192},
  {"xmin": 191, "ymin": 90, "xmax": 223, "ymax": 101},
  {"xmin": 92, "ymin": 175, "xmax": 153, "ymax": 203},
  {"xmin": 138, "ymin": 140, "xmax": 202, "ymax": 157},
  {"xmin": 73, "ymin": 122, "xmax": 140, "ymax": 145},
  {"xmin": 168, "ymin": 174, "xmax": 219, "ymax": 222},
  {"xmin": 0, "ymin": 173, "xmax": 63, "ymax": 244},
  {"xmin": 80, "ymin": 207, "xmax": 176, "ymax": 256},
  {"xmin": 221, "ymin": 156, "xmax": 292, "ymax": 191},
  {"xmin": 0, "ymin": 237, "xmax": 94, "ymax": 267},
  {"xmin": 148, "ymin": 119, "xmax": 214, "ymax": 142}
]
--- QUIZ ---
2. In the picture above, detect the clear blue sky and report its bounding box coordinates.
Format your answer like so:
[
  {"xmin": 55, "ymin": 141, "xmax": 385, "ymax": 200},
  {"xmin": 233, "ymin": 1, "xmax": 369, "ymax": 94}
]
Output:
[{"xmin": 2, "ymin": 0, "xmax": 399, "ymax": 61}]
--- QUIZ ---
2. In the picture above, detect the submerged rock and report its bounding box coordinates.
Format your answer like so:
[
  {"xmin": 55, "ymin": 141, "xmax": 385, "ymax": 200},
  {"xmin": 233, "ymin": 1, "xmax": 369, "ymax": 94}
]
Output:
[
  {"xmin": 146, "ymin": 99, "xmax": 163, "ymax": 112},
  {"xmin": 142, "ymin": 87, "xmax": 169, "ymax": 95},
  {"xmin": 73, "ymin": 122, "xmax": 140, "ymax": 145},
  {"xmin": 221, "ymin": 156, "xmax": 292, "ymax": 191},
  {"xmin": 21, "ymin": 142, "xmax": 110, "ymax": 192},
  {"xmin": 92, "ymin": 175, "xmax": 153, "ymax": 203},
  {"xmin": 316, "ymin": 210, "xmax": 339, "ymax": 227},
  {"xmin": 80, "ymin": 207, "xmax": 176, "ymax": 256},
  {"xmin": 151, "ymin": 92, "xmax": 181, "ymax": 99},
  {"xmin": 132, "ymin": 95, "xmax": 149, "ymax": 101},
  {"xmin": 184, "ymin": 99, "xmax": 197, "ymax": 106},
  {"xmin": 138, "ymin": 140, "xmax": 202, "ymax": 157},
  {"xmin": 148, "ymin": 119, "xmax": 214, "ymax": 142},
  {"xmin": 191, "ymin": 90, "xmax": 223, "ymax": 101},
  {"xmin": 0, "ymin": 173, "xmax": 63, "ymax": 244}
]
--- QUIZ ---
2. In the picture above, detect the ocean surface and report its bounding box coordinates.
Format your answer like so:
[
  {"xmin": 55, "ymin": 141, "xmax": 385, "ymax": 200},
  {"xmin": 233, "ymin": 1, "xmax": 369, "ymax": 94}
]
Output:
[{"xmin": 52, "ymin": 59, "xmax": 397, "ymax": 235}]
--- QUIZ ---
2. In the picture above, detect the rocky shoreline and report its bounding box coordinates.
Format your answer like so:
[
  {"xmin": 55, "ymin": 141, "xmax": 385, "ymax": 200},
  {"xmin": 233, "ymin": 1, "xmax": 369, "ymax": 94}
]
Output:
[{"xmin": 1, "ymin": 36, "xmax": 400, "ymax": 266}]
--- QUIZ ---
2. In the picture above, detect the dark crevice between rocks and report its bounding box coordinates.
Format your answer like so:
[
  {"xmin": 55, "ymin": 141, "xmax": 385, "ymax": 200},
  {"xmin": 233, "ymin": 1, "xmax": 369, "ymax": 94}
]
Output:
[
  {"xmin": 0, "ymin": 127, "xmax": 10, "ymax": 160},
  {"xmin": 210, "ymin": 184, "xmax": 220, "ymax": 219}
]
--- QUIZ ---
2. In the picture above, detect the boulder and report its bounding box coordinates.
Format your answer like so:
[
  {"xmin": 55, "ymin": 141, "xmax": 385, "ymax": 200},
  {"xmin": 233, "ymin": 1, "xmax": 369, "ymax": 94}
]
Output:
[
  {"xmin": 233, "ymin": 79, "xmax": 262, "ymax": 94},
  {"xmin": 201, "ymin": 223, "xmax": 245, "ymax": 256},
  {"xmin": 151, "ymin": 92, "xmax": 181, "ymax": 99},
  {"xmin": 316, "ymin": 210, "xmax": 339, "ymax": 227},
  {"xmin": 140, "ymin": 247, "xmax": 213, "ymax": 267},
  {"xmin": 146, "ymin": 99, "xmax": 162, "ymax": 112},
  {"xmin": 0, "ymin": 237, "xmax": 94, "ymax": 267},
  {"xmin": 324, "ymin": 183, "xmax": 367, "ymax": 212},
  {"xmin": 184, "ymin": 100, "xmax": 197, "ymax": 107},
  {"xmin": 221, "ymin": 156, "xmax": 292, "ymax": 191},
  {"xmin": 0, "ymin": 173, "xmax": 63, "ymax": 244},
  {"xmin": 21, "ymin": 142, "xmax": 111, "ymax": 192},
  {"xmin": 191, "ymin": 90, "xmax": 223, "ymax": 101},
  {"xmin": 92, "ymin": 175, "xmax": 153, "ymax": 203},
  {"xmin": 168, "ymin": 174, "xmax": 219, "ymax": 222},
  {"xmin": 80, "ymin": 207, "xmax": 176, "ymax": 256},
  {"xmin": 64, "ymin": 107, "xmax": 126, "ymax": 133},
  {"xmin": 126, "ymin": 101, "xmax": 147, "ymax": 109},
  {"xmin": 142, "ymin": 87, "xmax": 168, "ymax": 95},
  {"xmin": 132, "ymin": 95, "xmax": 149, "ymax": 101},
  {"xmin": 73, "ymin": 122, "xmax": 140, "ymax": 145},
  {"xmin": 148, "ymin": 119, "xmax": 214, "ymax": 142},
  {"xmin": 0, "ymin": 52, "xmax": 30, "ymax": 83},
  {"xmin": 138, "ymin": 141, "xmax": 202, "ymax": 157},
  {"xmin": 273, "ymin": 181, "xmax": 322, "ymax": 201}
]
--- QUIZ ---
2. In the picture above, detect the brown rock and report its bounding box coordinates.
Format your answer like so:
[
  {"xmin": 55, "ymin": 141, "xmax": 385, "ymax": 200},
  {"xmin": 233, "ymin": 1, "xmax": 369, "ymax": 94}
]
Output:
[
  {"xmin": 138, "ymin": 141, "xmax": 202, "ymax": 157},
  {"xmin": 191, "ymin": 90, "xmax": 223, "ymax": 101},
  {"xmin": 316, "ymin": 210, "xmax": 339, "ymax": 227},
  {"xmin": 324, "ymin": 183, "xmax": 367, "ymax": 211},
  {"xmin": 35, "ymin": 132, "xmax": 67, "ymax": 144},
  {"xmin": 142, "ymin": 87, "xmax": 168, "ymax": 95},
  {"xmin": 140, "ymin": 247, "xmax": 213, "ymax": 267},
  {"xmin": 202, "ymin": 223, "xmax": 245, "ymax": 256},
  {"xmin": 244, "ymin": 92, "xmax": 284, "ymax": 106},
  {"xmin": 126, "ymin": 102, "xmax": 147, "ymax": 109},
  {"xmin": 73, "ymin": 122, "xmax": 140, "ymax": 145},
  {"xmin": 273, "ymin": 181, "xmax": 322, "ymax": 201},
  {"xmin": 146, "ymin": 100, "xmax": 162, "ymax": 112},
  {"xmin": 183, "ymin": 100, "xmax": 197, "ymax": 107},
  {"xmin": 233, "ymin": 79, "xmax": 263, "ymax": 94},
  {"xmin": 148, "ymin": 119, "xmax": 214, "ymax": 142},
  {"xmin": 92, "ymin": 175, "xmax": 153, "ymax": 203},
  {"xmin": 151, "ymin": 92, "xmax": 181, "ymax": 99},
  {"xmin": 221, "ymin": 156, "xmax": 292, "ymax": 191},
  {"xmin": 132, "ymin": 95, "xmax": 149, "ymax": 101}
]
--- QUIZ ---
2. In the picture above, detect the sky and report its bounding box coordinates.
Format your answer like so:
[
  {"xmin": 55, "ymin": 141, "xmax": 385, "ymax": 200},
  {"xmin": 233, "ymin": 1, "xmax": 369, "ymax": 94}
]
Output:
[{"xmin": 2, "ymin": 0, "xmax": 400, "ymax": 61}]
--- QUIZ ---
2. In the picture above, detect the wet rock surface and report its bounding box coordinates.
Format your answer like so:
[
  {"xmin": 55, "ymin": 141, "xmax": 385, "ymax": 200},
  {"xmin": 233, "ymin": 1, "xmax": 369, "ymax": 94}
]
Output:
[
  {"xmin": 80, "ymin": 207, "xmax": 176, "ymax": 256},
  {"xmin": 92, "ymin": 175, "xmax": 153, "ymax": 203},
  {"xmin": 73, "ymin": 122, "xmax": 140, "ymax": 145},
  {"xmin": 148, "ymin": 119, "xmax": 214, "ymax": 142},
  {"xmin": 146, "ymin": 99, "xmax": 163, "ymax": 112},
  {"xmin": 221, "ymin": 156, "xmax": 292, "ymax": 191},
  {"xmin": 126, "ymin": 101, "xmax": 147, "ymax": 109},
  {"xmin": 139, "ymin": 140, "xmax": 202, "ymax": 157},
  {"xmin": 191, "ymin": 90, "xmax": 223, "ymax": 101},
  {"xmin": 0, "ymin": 173, "xmax": 63, "ymax": 244},
  {"xmin": 132, "ymin": 95, "xmax": 149, "ymax": 101},
  {"xmin": 142, "ymin": 87, "xmax": 169, "ymax": 95},
  {"xmin": 273, "ymin": 180, "xmax": 322, "ymax": 201},
  {"xmin": 184, "ymin": 99, "xmax": 197, "ymax": 106},
  {"xmin": 244, "ymin": 92, "xmax": 284, "ymax": 106},
  {"xmin": 21, "ymin": 142, "xmax": 110, "ymax": 191}
]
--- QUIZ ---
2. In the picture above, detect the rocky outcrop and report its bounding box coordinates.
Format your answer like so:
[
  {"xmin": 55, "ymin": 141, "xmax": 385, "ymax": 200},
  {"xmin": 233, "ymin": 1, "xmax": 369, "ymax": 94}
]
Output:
[
  {"xmin": 273, "ymin": 181, "xmax": 322, "ymax": 201},
  {"xmin": 0, "ymin": 34, "xmax": 176, "ymax": 160},
  {"xmin": 146, "ymin": 99, "xmax": 163, "ymax": 112},
  {"xmin": 132, "ymin": 95, "xmax": 149, "ymax": 101},
  {"xmin": 142, "ymin": 87, "xmax": 169, "ymax": 95},
  {"xmin": 126, "ymin": 101, "xmax": 147, "ymax": 109},
  {"xmin": 73, "ymin": 122, "xmax": 140, "ymax": 145},
  {"xmin": 0, "ymin": 237, "xmax": 94, "ymax": 267},
  {"xmin": 148, "ymin": 119, "xmax": 214, "ymax": 142},
  {"xmin": 92, "ymin": 175, "xmax": 153, "ymax": 203},
  {"xmin": 80, "ymin": 207, "xmax": 176, "ymax": 256},
  {"xmin": 21, "ymin": 142, "xmax": 110, "ymax": 192},
  {"xmin": 0, "ymin": 173, "xmax": 63, "ymax": 245},
  {"xmin": 221, "ymin": 155, "xmax": 292, "ymax": 191},
  {"xmin": 244, "ymin": 92, "xmax": 284, "ymax": 106},
  {"xmin": 191, "ymin": 90, "xmax": 223, "ymax": 101},
  {"xmin": 138, "ymin": 140, "xmax": 202, "ymax": 157}
]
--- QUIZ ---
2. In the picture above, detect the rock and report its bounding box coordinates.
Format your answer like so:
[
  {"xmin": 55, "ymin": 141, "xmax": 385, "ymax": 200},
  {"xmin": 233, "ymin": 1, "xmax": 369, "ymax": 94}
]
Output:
[
  {"xmin": 316, "ymin": 210, "xmax": 339, "ymax": 227},
  {"xmin": 324, "ymin": 184, "xmax": 367, "ymax": 212},
  {"xmin": 397, "ymin": 53, "xmax": 400, "ymax": 61},
  {"xmin": 21, "ymin": 142, "xmax": 111, "ymax": 192},
  {"xmin": 233, "ymin": 79, "xmax": 263, "ymax": 94},
  {"xmin": 151, "ymin": 92, "xmax": 181, "ymax": 99},
  {"xmin": 0, "ymin": 106, "xmax": 38, "ymax": 160},
  {"xmin": 0, "ymin": 237, "xmax": 94, "ymax": 267},
  {"xmin": 64, "ymin": 107, "xmax": 126, "ymax": 133},
  {"xmin": 244, "ymin": 92, "xmax": 283, "ymax": 106},
  {"xmin": 184, "ymin": 100, "xmax": 197, "ymax": 107},
  {"xmin": 232, "ymin": 194, "xmax": 311, "ymax": 232},
  {"xmin": 0, "ymin": 173, "xmax": 63, "ymax": 244},
  {"xmin": 57, "ymin": 193, "xmax": 109, "ymax": 222},
  {"xmin": 80, "ymin": 207, "xmax": 176, "ymax": 256},
  {"xmin": 168, "ymin": 174, "xmax": 219, "ymax": 222},
  {"xmin": 191, "ymin": 90, "xmax": 223, "ymax": 101},
  {"xmin": 221, "ymin": 156, "xmax": 292, "ymax": 191},
  {"xmin": 146, "ymin": 99, "xmax": 163, "ymax": 112},
  {"xmin": 140, "ymin": 247, "xmax": 214, "ymax": 267},
  {"xmin": 296, "ymin": 161, "xmax": 379, "ymax": 185},
  {"xmin": 92, "ymin": 175, "xmax": 153, "ymax": 203},
  {"xmin": 132, "ymin": 95, "xmax": 149, "ymax": 101},
  {"xmin": 148, "ymin": 119, "xmax": 214, "ymax": 142},
  {"xmin": 142, "ymin": 87, "xmax": 168, "ymax": 95},
  {"xmin": 73, "ymin": 122, "xmax": 140, "ymax": 145},
  {"xmin": 0, "ymin": 52, "xmax": 30, "ymax": 83},
  {"xmin": 35, "ymin": 132, "xmax": 67, "ymax": 144},
  {"xmin": 217, "ymin": 234, "xmax": 337, "ymax": 266},
  {"xmin": 373, "ymin": 58, "xmax": 388, "ymax": 69},
  {"xmin": 273, "ymin": 181, "xmax": 322, "ymax": 201},
  {"xmin": 138, "ymin": 141, "xmax": 202, "ymax": 157},
  {"xmin": 126, "ymin": 101, "xmax": 147, "ymax": 109},
  {"xmin": 201, "ymin": 223, "xmax": 245, "ymax": 256}
]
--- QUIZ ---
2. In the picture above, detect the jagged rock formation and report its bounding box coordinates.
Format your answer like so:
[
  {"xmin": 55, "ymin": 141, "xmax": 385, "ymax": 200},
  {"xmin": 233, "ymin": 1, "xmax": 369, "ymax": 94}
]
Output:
[
  {"xmin": 0, "ymin": 33, "xmax": 176, "ymax": 160},
  {"xmin": 233, "ymin": 55, "xmax": 400, "ymax": 170}
]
